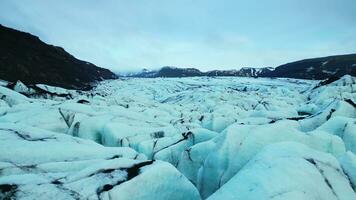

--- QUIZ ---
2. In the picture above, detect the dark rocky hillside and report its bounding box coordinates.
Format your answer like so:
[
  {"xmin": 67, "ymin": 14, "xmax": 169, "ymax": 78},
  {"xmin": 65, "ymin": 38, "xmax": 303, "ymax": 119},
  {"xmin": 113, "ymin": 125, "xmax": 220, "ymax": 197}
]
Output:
[
  {"xmin": 0, "ymin": 24, "xmax": 117, "ymax": 89},
  {"xmin": 157, "ymin": 67, "xmax": 204, "ymax": 77},
  {"xmin": 262, "ymin": 54, "xmax": 356, "ymax": 79}
]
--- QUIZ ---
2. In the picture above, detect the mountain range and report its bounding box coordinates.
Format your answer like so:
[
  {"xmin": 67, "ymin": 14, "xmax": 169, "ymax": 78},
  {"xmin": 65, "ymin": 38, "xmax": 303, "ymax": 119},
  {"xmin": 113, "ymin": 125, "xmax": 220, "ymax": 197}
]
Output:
[
  {"xmin": 123, "ymin": 66, "xmax": 275, "ymax": 78},
  {"xmin": 125, "ymin": 54, "xmax": 356, "ymax": 79}
]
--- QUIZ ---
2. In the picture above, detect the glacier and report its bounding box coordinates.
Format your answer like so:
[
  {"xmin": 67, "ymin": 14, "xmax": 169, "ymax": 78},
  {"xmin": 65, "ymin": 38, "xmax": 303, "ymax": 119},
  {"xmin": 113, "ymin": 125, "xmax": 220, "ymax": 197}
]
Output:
[{"xmin": 0, "ymin": 76, "xmax": 355, "ymax": 199}]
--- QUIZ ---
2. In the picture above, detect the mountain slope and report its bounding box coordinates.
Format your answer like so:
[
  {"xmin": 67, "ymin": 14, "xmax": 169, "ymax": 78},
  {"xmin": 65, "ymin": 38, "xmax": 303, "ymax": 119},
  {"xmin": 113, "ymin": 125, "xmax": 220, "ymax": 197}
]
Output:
[
  {"xmin": 262, "ymin": 54, "xmax": 356, "ymax": 79},
  {"xmin": 157, "ymin": 66, "xmax": 204, "ymax": 77},
  {"xmin": 0, "ymin": 24, "xmax": 117, "ymax": 89}
]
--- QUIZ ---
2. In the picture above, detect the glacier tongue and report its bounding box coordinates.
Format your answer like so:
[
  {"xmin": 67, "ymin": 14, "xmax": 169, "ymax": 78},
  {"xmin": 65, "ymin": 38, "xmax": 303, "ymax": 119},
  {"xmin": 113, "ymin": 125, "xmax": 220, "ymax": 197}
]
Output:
[{"xmin": 0, "ymin": 75, "xmax": 355, "ymax": 199}]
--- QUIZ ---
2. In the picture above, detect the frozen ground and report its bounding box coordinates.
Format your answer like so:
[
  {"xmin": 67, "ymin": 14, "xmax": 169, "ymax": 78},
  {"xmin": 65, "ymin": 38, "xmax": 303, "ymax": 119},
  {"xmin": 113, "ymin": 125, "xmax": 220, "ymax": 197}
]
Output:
[{"xmin": 0, "ymin": 76, "xmax": 355, "ymax": 199}]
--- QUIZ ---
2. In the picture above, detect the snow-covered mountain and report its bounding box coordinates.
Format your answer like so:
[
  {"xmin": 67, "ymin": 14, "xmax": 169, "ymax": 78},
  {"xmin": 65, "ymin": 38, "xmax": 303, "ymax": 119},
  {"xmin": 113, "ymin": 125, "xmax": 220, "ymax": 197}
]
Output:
[
  {"xmin": 0, "ymin": 24, "xmax": 117, "ymax": 90},
  {"xmin": 1, "ymin": 75, "xmax": 355, "ymax": 199}
]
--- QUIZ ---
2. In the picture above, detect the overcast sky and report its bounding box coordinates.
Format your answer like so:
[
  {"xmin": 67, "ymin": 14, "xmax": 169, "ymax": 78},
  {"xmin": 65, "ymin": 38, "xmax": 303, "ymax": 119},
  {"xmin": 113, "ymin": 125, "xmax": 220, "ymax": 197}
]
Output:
[{"xmin": 0, "ymin": 0, "xmax": 356, "ymax": 72}]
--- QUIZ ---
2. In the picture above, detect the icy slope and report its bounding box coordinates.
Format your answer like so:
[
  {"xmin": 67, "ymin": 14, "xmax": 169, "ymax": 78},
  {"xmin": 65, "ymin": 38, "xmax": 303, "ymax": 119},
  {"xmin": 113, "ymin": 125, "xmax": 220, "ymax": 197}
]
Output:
[
  {"xmin": 0, "ymin": 123, "xmax": 200, "ymax": 200},
  {"xmin": 208, "ymin": 142, "xmax": 356, "ymax": 200},
  {"xmin": 0, "ymin": 75, "xmax": 355, "ymax": 199}
]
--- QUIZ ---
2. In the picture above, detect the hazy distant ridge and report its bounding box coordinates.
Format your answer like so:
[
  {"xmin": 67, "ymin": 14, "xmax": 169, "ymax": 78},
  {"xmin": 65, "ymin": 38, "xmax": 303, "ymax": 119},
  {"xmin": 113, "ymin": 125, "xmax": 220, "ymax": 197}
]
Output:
[{"xmin": 124, "ymin": 54, "xmax": 356, "ymax": 79}]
